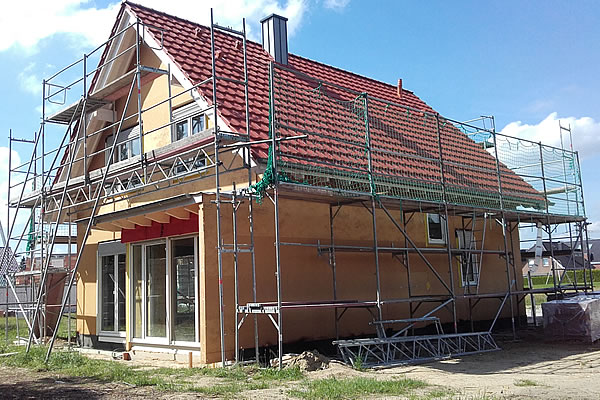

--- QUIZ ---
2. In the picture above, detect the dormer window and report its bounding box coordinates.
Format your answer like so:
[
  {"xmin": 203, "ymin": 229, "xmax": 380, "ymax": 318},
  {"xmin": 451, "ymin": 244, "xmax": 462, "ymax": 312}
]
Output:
[
  {"xmin": 172, "ymin": 102, "xmax": 207, "ymax": 142},
  {"xmin": 175, "ymin": 114, "xmax": 205, "ymax": 141}
]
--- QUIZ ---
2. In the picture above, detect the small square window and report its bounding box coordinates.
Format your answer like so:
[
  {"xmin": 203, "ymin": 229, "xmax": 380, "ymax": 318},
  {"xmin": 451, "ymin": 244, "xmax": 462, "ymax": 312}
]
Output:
[
  {"xmin": 427, "ymin": 213, "xmax": 446, "ymax": 244},
  {"xmin": 543, "ymin": 258, "xmax": 550, "ymax": 267}
]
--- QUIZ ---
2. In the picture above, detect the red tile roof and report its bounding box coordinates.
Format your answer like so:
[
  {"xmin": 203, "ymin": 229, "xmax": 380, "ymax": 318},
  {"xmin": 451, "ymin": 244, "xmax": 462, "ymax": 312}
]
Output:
[{"xmin": 121, "ymin": 2, "xmax": 541, "ymax": 206}]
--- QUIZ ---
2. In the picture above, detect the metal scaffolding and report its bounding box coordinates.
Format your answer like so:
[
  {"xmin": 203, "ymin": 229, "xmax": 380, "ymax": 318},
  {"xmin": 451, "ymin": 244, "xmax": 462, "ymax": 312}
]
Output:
[
  {"xmin": 234, "ymin": 62, "xmax": 591, "ymax": 368},
  {"xmin": 3, "ymin": 10, "xmax": 257, "ymax": 365},
  {"xmin": 2, "ymin": 6, "xmax": 591, "ymax": 370}
]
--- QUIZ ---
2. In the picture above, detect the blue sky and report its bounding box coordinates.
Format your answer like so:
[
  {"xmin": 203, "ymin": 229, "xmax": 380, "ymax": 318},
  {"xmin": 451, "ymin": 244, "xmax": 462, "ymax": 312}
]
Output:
[{"xmin": 0, "ymin": 0, "xmax": 599, "ymax": 240}]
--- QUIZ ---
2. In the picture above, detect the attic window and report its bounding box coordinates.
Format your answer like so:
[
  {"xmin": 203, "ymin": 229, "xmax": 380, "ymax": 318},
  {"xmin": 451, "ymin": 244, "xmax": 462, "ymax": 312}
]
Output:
[
  {"xmin": 106, "ymin": 126, "xmax": 140, "ymax": 164},
  {"xmin": 174, "ymin": 114, "xmax": 206, "ymax": 141},
  {"xmin": 172, "ymin": 102, "xmax": 208, "ymax": 143},
  {"xmin": 543, "ymin": 258, "xmax": 550, "ymax": 267}
]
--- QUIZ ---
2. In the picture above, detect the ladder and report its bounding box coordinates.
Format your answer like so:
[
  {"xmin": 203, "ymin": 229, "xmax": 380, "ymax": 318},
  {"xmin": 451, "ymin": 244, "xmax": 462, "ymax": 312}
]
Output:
[{"xmin": 209, "ymin": 12, "xmax": 257, "ymax": 366}]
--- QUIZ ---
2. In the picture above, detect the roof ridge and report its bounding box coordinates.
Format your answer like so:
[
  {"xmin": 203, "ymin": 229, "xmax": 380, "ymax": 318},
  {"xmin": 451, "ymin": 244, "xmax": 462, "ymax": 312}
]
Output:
[
  {"xmin": 123, "ymin": 1, "xmax": 266, "ymax": 48},
  {"xmin": 289, "ymin": 52, "xmax": 414, "ymax": 96},
  {"xmin": 123, "ymin": 1, "xmax": 417, "ymax": 101},
  {"xmin": 123, "ymin": 1, "xmax": 209, "ymax": 33}
]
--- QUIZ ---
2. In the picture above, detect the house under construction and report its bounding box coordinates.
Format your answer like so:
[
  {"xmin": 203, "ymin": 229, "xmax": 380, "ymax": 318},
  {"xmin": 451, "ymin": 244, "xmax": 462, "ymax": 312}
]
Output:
[{"xmin": 2, "ymin": 2, "xmax": 592, "ymax": 368}]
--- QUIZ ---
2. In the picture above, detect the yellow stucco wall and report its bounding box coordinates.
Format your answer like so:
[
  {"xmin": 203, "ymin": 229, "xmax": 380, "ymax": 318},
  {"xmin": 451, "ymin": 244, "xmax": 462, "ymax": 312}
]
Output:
[{"xmin": 76, "ymin": 226, "xmax": 120, "ymax": 336}]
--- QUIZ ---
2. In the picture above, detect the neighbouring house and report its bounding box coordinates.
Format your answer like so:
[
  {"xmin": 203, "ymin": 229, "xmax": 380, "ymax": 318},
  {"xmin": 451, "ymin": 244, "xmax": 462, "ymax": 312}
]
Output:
[
  {"xmin": 521, "ymin": 240, "xmax": 593, "ymax": 288},
  {"xmin": 14, "ymin": 2, "xmax": 587, "ymax": 366},
  {"xmin": 521, "ymin": 241, "xmax": 585, "ymax": 275},
  {"xmin": 587, "ymin": 239, "xmax": 600, "ymax": 269},
  {"xmin": 15, "ymin": 254, "xmax": 77, "ymax": 286}
]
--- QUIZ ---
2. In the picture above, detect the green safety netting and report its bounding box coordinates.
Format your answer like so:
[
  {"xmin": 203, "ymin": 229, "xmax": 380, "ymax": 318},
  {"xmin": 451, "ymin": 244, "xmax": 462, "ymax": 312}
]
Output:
[{"xmin": 251, "ymin": 66, "xmax": 583, "ymax": 218}]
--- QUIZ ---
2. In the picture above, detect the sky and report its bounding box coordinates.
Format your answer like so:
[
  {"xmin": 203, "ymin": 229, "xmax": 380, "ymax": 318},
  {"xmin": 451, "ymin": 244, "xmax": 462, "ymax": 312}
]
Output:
[{"xmin": 0, "ymin": 0, "xmax": 599, "ymax": 245}]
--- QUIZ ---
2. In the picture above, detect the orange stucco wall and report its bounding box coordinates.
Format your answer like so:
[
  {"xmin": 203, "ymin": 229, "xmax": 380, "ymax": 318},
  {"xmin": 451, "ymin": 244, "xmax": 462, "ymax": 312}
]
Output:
[
  {"xmin": 199, "ymin": 193, "xmax": 524, "ymax": 363},
  {"xmin": 74, "ymin": 40, "xmax": 524, "ymax": 364}
]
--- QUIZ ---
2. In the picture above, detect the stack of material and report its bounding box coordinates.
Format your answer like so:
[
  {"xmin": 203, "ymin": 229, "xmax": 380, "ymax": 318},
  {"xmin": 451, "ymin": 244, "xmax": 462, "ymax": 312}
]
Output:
[{"xmin": 542, "ymin": 295, "xmax": 600, "ymax": 342}]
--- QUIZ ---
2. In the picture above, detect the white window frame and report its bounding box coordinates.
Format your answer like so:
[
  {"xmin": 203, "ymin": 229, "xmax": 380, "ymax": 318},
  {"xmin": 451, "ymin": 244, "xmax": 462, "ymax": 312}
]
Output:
[
  {"xmin": 456, "ymin": 229, "xmax": 480, "ymax": 287},
  {"xmin": 130, "ymin": 239, "xmax": 169, "ymax": 345},
  {"xmin": 170, "ymin": 235, "xmax": 200, "ymax": 346},
  {"xmin": 105, "ymin": 126, "xmax": 141, "ymax": 164},
  {"xmin": 172, "ymin": 102, "xmax": 207, "ymax": 143},
  {"xmin": 543, "ymin": 257, "xmax": 550, "ymax": 267},
  {"xmin": 97, "ymin": 241, "xmax": 127, "ymax": 341},
  {"xmin": 426, "ymin": 213, "xmax": 447, "ymax": 245},
  {"xmin": 129, "ymin": 235, "xmax": 199, "ymax": 346}
]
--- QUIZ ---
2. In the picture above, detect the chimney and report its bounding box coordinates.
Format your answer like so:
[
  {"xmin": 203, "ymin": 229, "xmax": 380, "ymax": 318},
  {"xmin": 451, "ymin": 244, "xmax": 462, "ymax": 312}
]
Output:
[{"xmin": 261, "ymin": 14, "xmax": 288, "ymax": 64}]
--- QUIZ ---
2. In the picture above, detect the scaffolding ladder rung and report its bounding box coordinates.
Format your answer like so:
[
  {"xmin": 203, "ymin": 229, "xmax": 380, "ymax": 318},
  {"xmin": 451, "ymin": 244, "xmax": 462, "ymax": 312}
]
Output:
[
  {"xmin": 212, "ymin": 24, "xmax": 244, "ymax": 37},
  {"xmin": 139, "ymin": 65, "xmax": 169, "ymax": 75},
  {"xmin": 216, "ymin": 76, "xmax": 246, "ymax": 86},
  {"xmin": 221, "ymin": 248, "xmax": 253, "ymax": 254}
]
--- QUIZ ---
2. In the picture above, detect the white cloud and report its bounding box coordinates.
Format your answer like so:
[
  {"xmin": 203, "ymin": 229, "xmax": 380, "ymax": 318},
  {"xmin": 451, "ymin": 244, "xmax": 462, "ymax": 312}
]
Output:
[
  {"xmin": 0, "ymin": 147, "xmax": 26, "ymax": 247},
  {"xmin": 499, "ymin": 112, "xmax": 600, "ymax": 160},
  {"xmin": 323, "ymin": 0, "xmax": 350, "ymax": 11},
  {"xmin": 18, "ymin": 63, "xmax": 42, "ymax": 96},
  {"xmin": 0, "ymin": 0, "xmax": 308, "ymax": 53},
  {"xmin": 136, "ymin": 0, "xmax": 308, "ymax": 41},
  {"xmin": 0, "ymin": 1, "xmax": 121, "ymax": 53}
]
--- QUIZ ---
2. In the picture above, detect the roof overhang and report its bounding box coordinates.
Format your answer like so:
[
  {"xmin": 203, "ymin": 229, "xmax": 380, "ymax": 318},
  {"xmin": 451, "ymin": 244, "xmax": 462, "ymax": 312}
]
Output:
[{"xmin": 86, "ymin": 192, "xmax": 203, "ymax": 232}]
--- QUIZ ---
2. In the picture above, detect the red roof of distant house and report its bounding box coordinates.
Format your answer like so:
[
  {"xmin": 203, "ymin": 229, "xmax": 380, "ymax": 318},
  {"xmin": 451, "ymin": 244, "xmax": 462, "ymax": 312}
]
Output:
[{"xmin": 118, "ymin": 2, "xmax": 541, "ymax": 203}]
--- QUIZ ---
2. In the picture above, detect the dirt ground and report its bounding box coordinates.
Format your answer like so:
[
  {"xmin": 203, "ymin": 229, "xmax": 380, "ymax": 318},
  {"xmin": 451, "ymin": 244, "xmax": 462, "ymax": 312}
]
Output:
[
  {"xmin": 1, "ymin": 328, "xmax": 600, "ymax": 399},
  {"xmin": 381, "ymin": 336, "xmax": 600, "ymax": 399}
]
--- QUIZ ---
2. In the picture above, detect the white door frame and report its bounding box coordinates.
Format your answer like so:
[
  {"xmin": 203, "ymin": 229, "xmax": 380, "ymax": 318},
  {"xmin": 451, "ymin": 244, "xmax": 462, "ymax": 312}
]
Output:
[{"xmin": 129, "ymin": 235, "xmax": 199, "ymax": 347}]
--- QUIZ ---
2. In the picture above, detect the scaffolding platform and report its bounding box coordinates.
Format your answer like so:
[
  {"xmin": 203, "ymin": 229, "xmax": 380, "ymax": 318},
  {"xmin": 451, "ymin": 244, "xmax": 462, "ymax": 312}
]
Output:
[
  {"xmin": 46, "ymin": 66, "xmax": 168, "ymax": 124},
  {"xmin": 46, "ymin": 97, "xmax": 109, "ymax": 125},
  {"xmin": 238, "ymin": 300, "xmax": 378, "ymax": 314},
  {"xmin": 91, "ymin": 66, "xmax": 168, "ymax": 101}
]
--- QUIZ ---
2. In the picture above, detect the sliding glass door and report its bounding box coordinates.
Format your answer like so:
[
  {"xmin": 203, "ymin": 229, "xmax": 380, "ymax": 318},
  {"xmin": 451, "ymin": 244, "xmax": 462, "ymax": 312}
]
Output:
[{"xmin": 131, "ymin": 236, "xmax": 197, "ymax": 344}]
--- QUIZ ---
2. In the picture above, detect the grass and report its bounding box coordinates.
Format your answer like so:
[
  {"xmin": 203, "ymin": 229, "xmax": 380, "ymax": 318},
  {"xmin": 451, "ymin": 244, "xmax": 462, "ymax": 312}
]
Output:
[
  {"xmin": 0, "ymin": 344, "xmax": 304, "ymax": 397},
  {"xmin": 514, "ymin": 378, "xmax": 539, "ymax": 387},
  {"xmin": 0, "ymin": 315, "xmax": 76, "ymax": 345},
  {"xmin": 352, "ymin": 355, "xmax": 366, "ymax": 372},
  {"xmin": 414, "ymin": 387, "xmax": 456, "ymax": 399},
  {"xmin": 524, "ymin": 293, "xmax": 548, "ymax": 308},
  {"xmin": 288, "ymin": 376, "xmax": 427, "ymax": 400}
]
